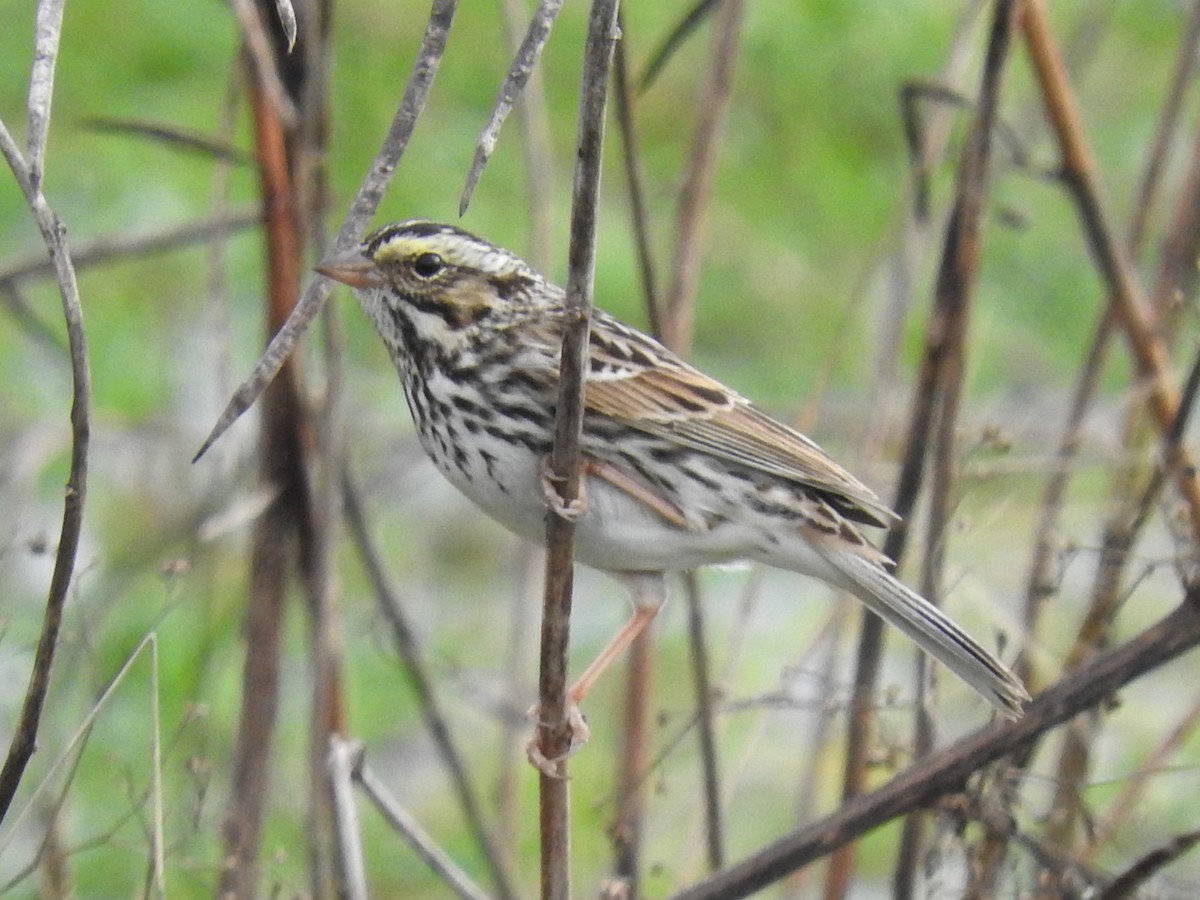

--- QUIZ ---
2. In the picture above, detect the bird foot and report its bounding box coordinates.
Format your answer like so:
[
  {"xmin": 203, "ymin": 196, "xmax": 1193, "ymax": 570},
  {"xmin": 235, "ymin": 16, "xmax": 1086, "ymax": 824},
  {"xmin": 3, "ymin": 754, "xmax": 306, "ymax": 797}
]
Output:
[
  {"xmin": 525, "ymin": 700, "xmax": 591, "ymax": 777},
  {"xmin": 540, "ymin": 456, "xmax": 587, "ymax": 521}
]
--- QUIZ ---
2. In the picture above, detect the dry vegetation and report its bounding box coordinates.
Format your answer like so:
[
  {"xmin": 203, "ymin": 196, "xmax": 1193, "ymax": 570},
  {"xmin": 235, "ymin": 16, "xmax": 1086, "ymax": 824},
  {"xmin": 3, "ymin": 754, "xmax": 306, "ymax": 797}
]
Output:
[{"xmin": 3, "ymin": 0, "xmax": 1200, "ymax": 897}]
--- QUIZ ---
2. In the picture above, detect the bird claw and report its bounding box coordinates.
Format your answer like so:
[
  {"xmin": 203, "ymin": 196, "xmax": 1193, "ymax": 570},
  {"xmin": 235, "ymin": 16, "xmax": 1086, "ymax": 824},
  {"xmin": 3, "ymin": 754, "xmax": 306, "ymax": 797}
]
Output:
[
  {"xmin": 525, "ymin": 701, "xmax": 591, "ymax": 777},
  {"xmin": 540, "ymin": 457, "xmax": 587, "ymax": 521}
]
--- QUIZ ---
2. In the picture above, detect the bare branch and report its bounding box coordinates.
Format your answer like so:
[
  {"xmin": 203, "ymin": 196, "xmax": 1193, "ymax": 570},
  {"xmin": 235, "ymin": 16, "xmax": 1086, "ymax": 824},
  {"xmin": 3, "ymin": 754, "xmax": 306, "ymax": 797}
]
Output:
[
  {"xmin": 893, "ymin": 3, "xmax": 1019, "ymax": 894},
  {"xmin": 343, "ymin": 469, "xmax": 516, "ymax": 899},
  {"xmin": 684, "ymin": 573, "xmax": 724, "ymax": 871},
  {"xmin": 0, "ymin": 210, "xmax": 262, "ymax": 284},
  {"xmin": 354, "ymin": 752, "xmax": 493, "ymax": 900},
  {"xmin": 460, "ymin": 0, "xmax": 563, "ymax": 215},
  {"xmin": 613, "ymin": 21, "xmax": 660, "ymax": 332},
  {"xmin": 0, "ymin": 111, "xmax": 91, "ymax": 824},
  {"xmin": 83, "ymin": 117, "xmax": 254, "ymax": 164},
  {"xmin": 1096, "ymin": 829, "xmax": 1200, "ymax": 900},
  {"xmin": 673, "ymin": 593, "xmax": 1200, "ymax": 900},
  {"xmin": 660, "ymin": 0, "xmax": 744, "ymax": 352},
  {"xmin": 328, "ymin": 738, "xmax": 369, "ymax": 900},
  {"xmin": 637, "ymin": 0, "xmax": 720, "ymax": 95},
  {"xmin": 193, "ymin": 0, "xmax": 459, "ymax": 463},
  {"xmin": 1126, "ymin": 0, "xmax": 1200, "ymax": 256},
  {"xmin": 27, "ymin": 0, "xmax": 66, "ymax": 191},
  {"xmin": 537, "ymin": 2, "xmax": 620, "ymax": 897}
]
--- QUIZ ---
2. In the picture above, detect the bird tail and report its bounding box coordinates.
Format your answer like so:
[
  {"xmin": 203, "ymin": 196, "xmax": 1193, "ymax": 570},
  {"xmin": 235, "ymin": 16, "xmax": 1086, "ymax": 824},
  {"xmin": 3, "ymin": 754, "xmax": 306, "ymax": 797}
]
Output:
[{"xmin": 820, "ymin": 547, "xmax": 1029, "ymax": 716}]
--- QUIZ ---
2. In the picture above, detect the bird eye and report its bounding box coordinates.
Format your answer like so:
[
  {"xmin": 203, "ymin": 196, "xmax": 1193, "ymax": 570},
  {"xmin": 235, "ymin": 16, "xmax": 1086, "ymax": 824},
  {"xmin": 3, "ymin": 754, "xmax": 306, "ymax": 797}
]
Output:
[{"xmin": 412, "ymin": 252, "xmax": 445, "ymax": 279}]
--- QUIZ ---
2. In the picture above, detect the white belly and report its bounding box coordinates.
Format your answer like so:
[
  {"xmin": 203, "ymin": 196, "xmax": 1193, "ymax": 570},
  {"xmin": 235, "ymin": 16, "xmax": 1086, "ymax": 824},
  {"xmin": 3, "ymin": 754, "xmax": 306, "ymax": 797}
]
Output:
[{"xmin": 432, "ymin": 436, "xmax": 756, "ymax": 573}]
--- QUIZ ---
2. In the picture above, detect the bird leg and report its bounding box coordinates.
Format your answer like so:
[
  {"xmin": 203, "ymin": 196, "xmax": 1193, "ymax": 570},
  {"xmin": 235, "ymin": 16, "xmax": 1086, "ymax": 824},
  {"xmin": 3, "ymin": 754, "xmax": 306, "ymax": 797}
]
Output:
[
  {"xmin": 585, "ymin": 458, "xmax": 691, "ymax": 529},
  {"xmin": 526, "ymin": 573, "xmax": 667, "ymax": 775},
  {"xmin": 539, "ymin": 455, "xmax": 587, "ymax": 521},
  {"xmin": 540, "ymin": 454, "xmax": 691, "ymax": 530}
]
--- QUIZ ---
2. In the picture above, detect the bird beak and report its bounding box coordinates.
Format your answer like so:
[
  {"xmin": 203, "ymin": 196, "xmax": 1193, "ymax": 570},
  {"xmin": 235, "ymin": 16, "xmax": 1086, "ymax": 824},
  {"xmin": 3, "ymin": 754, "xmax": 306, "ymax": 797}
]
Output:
[{"xmin": 315, "ymin": 249, "xmax": 379, "ymax": 289}]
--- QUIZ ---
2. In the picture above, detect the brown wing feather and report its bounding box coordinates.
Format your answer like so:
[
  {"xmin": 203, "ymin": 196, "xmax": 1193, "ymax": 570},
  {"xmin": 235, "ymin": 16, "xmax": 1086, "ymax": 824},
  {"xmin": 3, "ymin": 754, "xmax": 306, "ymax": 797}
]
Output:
[{"xmin": 585, "ymin": 363, "xmax": 897, "ymax": 528}]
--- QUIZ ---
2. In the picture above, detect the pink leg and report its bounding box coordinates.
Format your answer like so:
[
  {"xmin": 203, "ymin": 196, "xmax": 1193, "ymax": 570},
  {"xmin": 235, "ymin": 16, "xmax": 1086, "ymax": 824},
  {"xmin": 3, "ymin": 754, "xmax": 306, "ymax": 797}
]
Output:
[
  {"xmin": 527, "ymin": 574, "xmax": 667, "ymax": 775},
  {"xmin": 542, "ymin": 453, "xmax": 693, "ymax": 529}
]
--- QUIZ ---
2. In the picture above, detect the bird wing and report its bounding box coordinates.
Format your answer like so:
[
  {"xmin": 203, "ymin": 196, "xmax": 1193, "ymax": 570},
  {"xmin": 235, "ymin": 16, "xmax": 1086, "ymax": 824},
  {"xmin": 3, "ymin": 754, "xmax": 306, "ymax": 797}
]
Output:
[{"xmin": 582, "ymin": 325, "xmax": 897, "ymax": 528}]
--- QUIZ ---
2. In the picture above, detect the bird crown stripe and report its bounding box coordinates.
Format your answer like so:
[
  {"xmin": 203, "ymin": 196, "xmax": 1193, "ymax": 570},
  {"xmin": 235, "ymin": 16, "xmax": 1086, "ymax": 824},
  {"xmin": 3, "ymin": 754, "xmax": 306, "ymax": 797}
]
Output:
[{"xmin": 367, "ymin": 222, "xmax": 530, "ymax": 279}]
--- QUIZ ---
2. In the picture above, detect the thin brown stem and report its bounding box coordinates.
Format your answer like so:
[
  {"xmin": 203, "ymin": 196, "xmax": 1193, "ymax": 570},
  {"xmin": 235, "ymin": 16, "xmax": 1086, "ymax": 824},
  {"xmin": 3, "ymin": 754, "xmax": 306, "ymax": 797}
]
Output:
[
  {"xmin": 1022, "ymin": 0, "xmax": 1200, "ymax": 538},
  {"xmin": 684, "ymin": 572, "xmax": 724, "ymax": 872},
  {"xmin": 1096, "ymin": 829, "xmax": 1200, "ymax": 900},
  {"xmin": 0, "ymin": 0, "xmax": 91, "ymax": 823},
  {"xmin": 538, "ymin": 4, "xmax": 620, "ymax": 898},
  {"xmin": 613, "ymin": 20, "xmax": 660, "ymax": 334},
  {"xmin": 0, "ymin": 210, "xmax": 261, "ymax": 285},
  {"xmin": 892, "ymin": 4, "xmax": 1018, "ymax": 896},
  {"xmin": 610, "ymin": 19, "xmax": 663, "ymax": 894},
  {"xmin": 353, "ymin": 749, "xmax": 494, "ymax": 900},
  {"xmin": 1127, "ymin": 0, "xmax": 1200, "ymax": 259},
  {"xmin": 660, "ymin": 0, "xmax": 745, "ymax": 353},
  {"xmin": 217, "ymin": 57, "xmax": 313, "ymax": 897},
  {"xmin": 623, "ymin": 5, "xmax": 744, "ymax": 883},
  {"xmin": 194, "ymin": 0, "xmax": 459, "ymax": 463},
  {"xmin": 1084, "ymin": 694, "xmax": 1200, "ymax": 863},
  {"xmin": 611, "ymin": 615, "xmax": 653, "ymax": 895},
  {"xmin": 343, "ymin": 470, "xmax": 516, "ymax": 899},
  {"xmin": 832, "ymin": 4, "xmax": 1019, "ymax": 895},
  {"xmin": 0, "ymin": 189, "xmax": 89, "ymax": 824},
  {"xmin": 672, "ymin": 591, "xmax": 1200, "ymax": 900}
]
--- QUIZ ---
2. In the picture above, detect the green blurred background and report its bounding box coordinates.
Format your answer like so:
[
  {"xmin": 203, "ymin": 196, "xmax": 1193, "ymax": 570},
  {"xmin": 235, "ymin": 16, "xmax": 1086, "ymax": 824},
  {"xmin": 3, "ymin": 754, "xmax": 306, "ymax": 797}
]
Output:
[{"xmin": 2, "ymin": 1, "xmax": 1196, "ymax": 896}]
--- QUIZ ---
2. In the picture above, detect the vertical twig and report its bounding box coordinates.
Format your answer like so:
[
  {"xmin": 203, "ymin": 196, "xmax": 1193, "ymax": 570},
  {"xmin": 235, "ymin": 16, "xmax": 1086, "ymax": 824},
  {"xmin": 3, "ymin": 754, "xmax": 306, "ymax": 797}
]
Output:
[
  {"xmin": 683, "ymin": 572, "xmax": 724, "ymax": 872},
  {"xmin": 1127, "ymin": 0, "xmax": 1200, "ymax": 259},
  {"xmin": 218, "ymin": 5, "xmax": 314, "ymax": 886},
  {"xmin": 612, "ymin": 599, "xmax": 653, "ymax": 892},
  {"xmin": 830, "ymin": 4, "xmax": 1018, "ymax": 895},
  {"xmin": 892, "ymin": 5, "xmax": 1018, "ymax": 896},
  {"xmin": 610, "ymin": 22, "xmax": 662, "ymax": 892},
  {"xmin": 538, "ymin": 3, "xmax": 620, "ymax": 898},
  {"xmin": 613, "ymin": 20, "xmax": 661, "ymax": 334},
  {"xmin": 328, "ymin": 737, "xmax": 368, "ymax": 900},
  {"xmin": 280, "ymin": 2, "xmax": 353, "ymax": 895},
  {"xmin": 1021, "ymin": 0, "xmax": 1200, "ymax": 536},
  {"xmin": 621, "ymin": 5, "xmax": 745, "ymax": 885},
  {"xmin": 0, "ymin": 0, "xmax": 92, "ymax": 824},
  {"xmin": 659, "ymin": 0, "xmax": 745, "ymax": 353}
]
